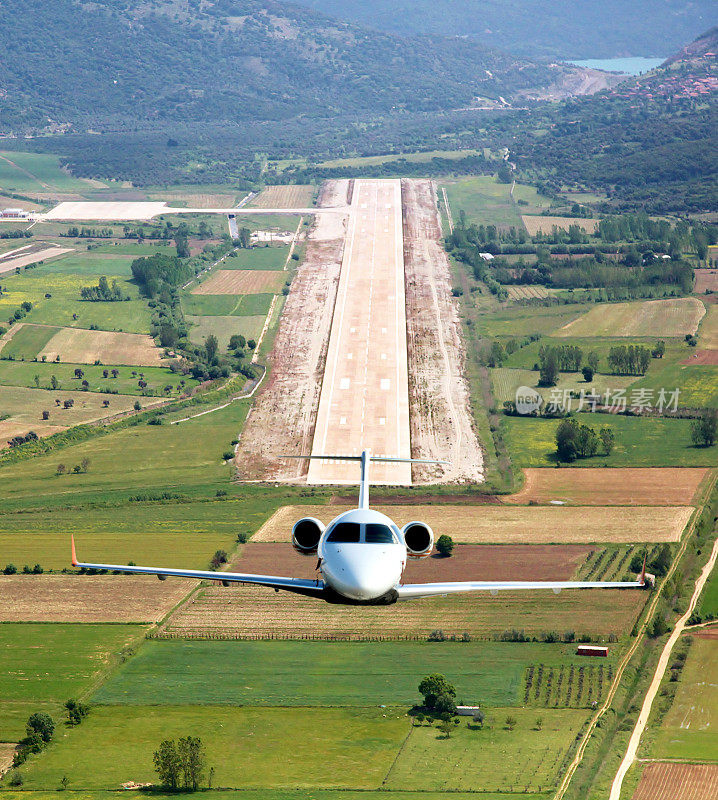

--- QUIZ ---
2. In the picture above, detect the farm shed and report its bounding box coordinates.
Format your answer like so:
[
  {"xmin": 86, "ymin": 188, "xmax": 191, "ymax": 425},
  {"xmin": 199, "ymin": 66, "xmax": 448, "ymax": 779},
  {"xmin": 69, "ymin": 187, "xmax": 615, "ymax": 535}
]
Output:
[{"xmin": 576, "ymin": 645, "xmax": 608, "ymax": 657}]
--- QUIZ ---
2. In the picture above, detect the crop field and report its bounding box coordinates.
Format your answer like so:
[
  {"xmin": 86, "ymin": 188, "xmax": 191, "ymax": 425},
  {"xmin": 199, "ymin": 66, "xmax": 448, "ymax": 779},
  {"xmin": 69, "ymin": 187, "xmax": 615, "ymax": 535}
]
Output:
[
  {"xmin": 634, "ymin": 763, "xmax": 718, "ymax": 800},
  {"xmin": 521, "ymin": 215, "xmax": 599, "ymax": 236},
  {"xmin": 0, "ymin": 575, "xmax": 195, "ymax": 623},
  {"xmin": 502, "ymin": 414, "xmax": 718, "ymax": 468},
  {"xmin": 490, "ymin": 366, "xmax": 636, "ymax": 404},
  {"xmin": 0, "ymin": 323, "xmax": 60, "ymax": 359},
  {"xmin": 192, "ymin": 269, "xmax": 286, "ymax": 295},
  {"xmin": 681, "ymin": 349, "xmax": 718, "ymax": 365},
  {"xmin": 442, "ymin": 176, "xmax": 525, "ymax": 228},
  {"xmin": 0, "ymin": 384, "xmax": 161, "ymax": 445},
  {"xmin": 0, "ymin": 360, "xmax": 198, "ymax": 395},
  {"xmin": 94, "ymin": 639, "xmax": 608, "ymax": 708},
  {"xmin": 221, "ymin": 246, "xmax": 289, "ymax": 270},
  {"xmin": 0, "ymin": 500, "xmax": 254, "ymax": 569},
  {"xmin": 187, "ymin": 314, "xmax": 265, "ymax": 349},
  {"xmin": 522, "ymin": 661, "xmax": 613, "ymax": 708},
  {"xmin": 0, "ymin": 151, "xmax": 101, "ymax": 194},
  {"xmin": 508, "ymin": 467, "xmax": 708, "ymax": 506},
  {"xmin": 385, "ymin": 707, "xmax": 588, "ymax": 793},
  {"xmin": 506, "ymin": 285, "xmax": 557, "ymax": 300},
  {"xmin": 249, "ymin": 185, "xmax": 315, "ymax": 208},
  {"xmin": 651, "ymin": 637, "xmax": 718, "ymax": 762},
  {"xmin": 0, "ymin": 245, "xmax": 74, "ymax": 275},
  {"xmin": 694, "ymin": 269, "xmax": 718, "ymax": 293},
  {"xmin": 553, "ymin": 298, "xmax": 706, "ymax": 338},
  {"xmin": 162, "ymin": 582, "xmax": 645, "ymax": 640},
  {"xmin": 18, "ymin": 705, "xmax": 407, "ymax": 790},
  {"xmin": 477, "ymin": 303, "xmax": 590, "ymax": 337},
  {"xmin": 254, "ymin": 504, "xmax": 692, "ymax": 544},
  {"xmin": 0, "ymin": 623, "xmax": 143, "ymax": 740},
  {"xmin": 697, "ymin": 304, "xmax": 718, "ymax": 349},
  {"xmin": 36, "ymin": 327, "xmax": 166, "ymax": 366}
]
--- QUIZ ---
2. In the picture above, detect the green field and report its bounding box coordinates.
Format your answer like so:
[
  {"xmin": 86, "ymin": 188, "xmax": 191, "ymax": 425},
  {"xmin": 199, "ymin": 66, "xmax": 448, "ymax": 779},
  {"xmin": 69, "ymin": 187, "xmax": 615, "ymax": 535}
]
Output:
[
  {"xmin": 319, "ymin": 148, "xmax": 482, "ymax": 168},
  {"xmin": 651, "ymin": 637, "xmax": 718, "ymax": 761},
  {"xmin": 0, "ymin": 151, "xmax": 103, "ymax": 194},
  {"xmin": 221, "ymin": 246, "xmax": 289, "ymax": 270},
  {"xmin": 182, "ymin": 293, "xmax": 274, "ymax": 317},
  {"xmin": 18, "ymin": 705, "xmax": 407, "ymax": 790},
  {"xmin": 699, "ymin": 568, "xmax": 718, "ymax": 618},
  {"xmin": 0, "ymin": 360, "xmax": 198, "ymax": 395},
  {"xmin": 503, "ymin": 413, "xmax": 718, "ymax": 467},
  {"xmin": 23, "ymin": 252, "xmax": 137, "ymax": 277},
  {"xmin": 0, "ymin": 325, "xmax": 59, "ymax": 359},
  {"xmin": 187, "ymin": 315, "xmax": 265, "ymax": 349},
  {"xmin": 386, "ymin": 707, "xmax": 587, "ymax": 793},
  {"xmin": 477, "ymin": 304, "xmax": 590, "ymax": 337},
  {"xmin": 0, "ymin": 792, "xmax": 536, "ymax": 800},
  {"xmin": 443, "ymin": 176, "xmax": 526, "ymax": 229},
  {"xmin": 0, "ymin": 624, "xmax": 143, "ymax": 740},
  {"xmin": 94, "ymin": 640, "xmax": 604, "ymax": 708},
  {"xmin": 88, "ymin": 242, "xmax": 173, "ymax": 256},
  {"xmin": 491, "ymin": 367, "xmax": 636, "ymax": 404}
]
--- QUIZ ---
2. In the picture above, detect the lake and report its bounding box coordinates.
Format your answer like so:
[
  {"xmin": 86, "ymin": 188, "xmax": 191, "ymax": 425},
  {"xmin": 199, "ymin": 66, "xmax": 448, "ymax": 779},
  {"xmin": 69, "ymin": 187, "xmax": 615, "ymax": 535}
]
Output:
[{"xmin": 569, "ymin": 57, "xmax": 665, "ymax": 75}]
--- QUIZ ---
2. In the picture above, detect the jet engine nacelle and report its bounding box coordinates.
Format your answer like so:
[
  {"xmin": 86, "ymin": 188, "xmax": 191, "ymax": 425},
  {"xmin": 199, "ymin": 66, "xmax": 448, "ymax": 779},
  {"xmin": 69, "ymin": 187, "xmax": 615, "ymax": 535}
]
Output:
[
  {"xmin": 292, "ymin": 517, "xmax": 325, "ymax": 555},
  {"xmin": 402, "ymin": 521, "xmax": 434, "ymax": 559}
]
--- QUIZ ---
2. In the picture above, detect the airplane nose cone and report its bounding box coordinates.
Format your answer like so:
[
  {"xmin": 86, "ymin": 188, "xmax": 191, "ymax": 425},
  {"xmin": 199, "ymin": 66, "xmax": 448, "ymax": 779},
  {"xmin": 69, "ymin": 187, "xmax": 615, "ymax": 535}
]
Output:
[{"xmin": 323, "ymin": 545, "xmax": 402, "ymax": 601}]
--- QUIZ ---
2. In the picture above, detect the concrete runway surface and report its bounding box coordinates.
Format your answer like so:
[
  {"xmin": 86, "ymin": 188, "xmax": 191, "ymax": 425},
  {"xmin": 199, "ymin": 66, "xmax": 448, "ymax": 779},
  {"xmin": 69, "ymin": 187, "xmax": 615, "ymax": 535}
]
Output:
[{"xmin": 307, "ymin": 179, "xmax": 411, "ymax": 485}]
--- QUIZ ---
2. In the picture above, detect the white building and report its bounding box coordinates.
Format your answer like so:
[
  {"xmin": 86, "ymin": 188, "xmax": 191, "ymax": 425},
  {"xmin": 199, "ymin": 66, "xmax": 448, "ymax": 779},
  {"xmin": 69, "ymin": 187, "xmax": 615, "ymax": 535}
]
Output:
[{"xmin": 1, "ymin": 207, "xmax": 30, "ymax": 219}]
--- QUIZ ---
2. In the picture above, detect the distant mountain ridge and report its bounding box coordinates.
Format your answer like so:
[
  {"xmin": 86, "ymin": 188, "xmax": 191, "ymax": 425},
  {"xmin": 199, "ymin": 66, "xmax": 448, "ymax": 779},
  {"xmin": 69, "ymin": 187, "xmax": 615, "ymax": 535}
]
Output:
[{"xmin": 0, "ymin": 0, "xmax": 583, "ymax": 136}]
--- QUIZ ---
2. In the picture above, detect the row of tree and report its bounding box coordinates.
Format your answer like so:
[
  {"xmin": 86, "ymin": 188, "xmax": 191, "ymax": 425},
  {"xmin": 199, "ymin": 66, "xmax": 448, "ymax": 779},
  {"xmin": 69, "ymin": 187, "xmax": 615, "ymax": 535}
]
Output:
[{"xmin": 80, "ymin": 275, "xmax": 129, "ymax": 302}]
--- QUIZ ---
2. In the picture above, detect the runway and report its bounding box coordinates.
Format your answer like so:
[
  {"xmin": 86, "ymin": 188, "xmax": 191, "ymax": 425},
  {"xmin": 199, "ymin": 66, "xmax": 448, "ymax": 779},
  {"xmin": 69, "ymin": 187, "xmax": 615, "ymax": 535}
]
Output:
[{"xmin": 307, "ymin": 179, "xmax": 411, "ymax": 485}]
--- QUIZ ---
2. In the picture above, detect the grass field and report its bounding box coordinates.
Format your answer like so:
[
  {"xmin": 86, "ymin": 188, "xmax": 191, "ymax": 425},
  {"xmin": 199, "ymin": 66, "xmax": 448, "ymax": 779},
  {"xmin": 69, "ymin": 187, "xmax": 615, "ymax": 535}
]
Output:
[
  {"xmin": 21, "ymin": 251, "xmax": 137, "ymax": 276},
  {"xmin": 163, "ymin": 583, "xmax": 645, "ymax": 639},
  {"xmin": 0, "ymin": 623, "xmax": 143, "ymax": 740},
  {"xmin": 490, "ymin": 366, "xmax": 636, "ymax": 404},
  {"xmin": 502, "ymin": 413, "xmax": 718, "ymax": 468},
  {"xmin": 508, "ymin": 468, "xmax": 709, "ymax": 506},
  {"xmin": 18, "ymin": 705, "xmax": 407, "ymax": 790},
  {"xmin": 0, "ymin": 151, "xmax": 102, "ymax": 194},
  {"xmin": 0, "ymin": 793, "xmax": 540, "ymax": 800},
  {"xmin": 192, "ymin": 270, "xmax": 286, "ymax": 295},
  {"xmin": 249, "ymin": 185, "xmax": 315, "ymax": 208},
  {"xmin": 318, "ymin": 149, "xmax": 483, "ymax": 169},
  {"xmin": 0, "ymin": 360, "xmax": 198, "ymax": 395},
  {"xmin": 629, "ymin": 353, "xmax": 718, "ymax": 408},
  {"xmin": 553, "ymin": 299, "xmax": 705, "ymax": 338},
  {"xmin": 521, "ymin": 216, "xmax": 599, "ymax": 236},
  {"xmin": 477, "ymin": 304, "xmax": 590, "ymax": 337},
  {"xmin": 186, "ymin": 315, "xmax": 265, "ymax": 350},
  {"xmin": 220, "ymin": 246, "xmax": 289, "ymax": 270},
  {"xmin": 443, "ymin": 176, "xmax": 525, "ymax": 229},
  {"xmin": 255, "ymin": 504, "xmax": 692, "ymax": 544},
  {"xmin": 0, "ymin": 324, "xmax": 60, "ymax": 359},
  {"xmin": 35, "ymin": 327, "xmax": 165, "ymax": 366},
  {"xmin": 385, "ymin": 707, "xmax": 587, "ymax": 793},
  {"xmin": 94, "ymin": 640, "xmax": 609, "ymax": 708},
  {"xmin": 181, "ymin": 293, "xmax": 275, "ymax": 316},
  {"xmin": 0, "ymin": 575, "xmax": 195, "ymax": 623},
  {"xmin": 634, "ymin": 762, "xmax": 718, "ymax": 800},
  {"xmin": 0, "ymin": 499, "xmax": 264, "ymax": 569},
  {"xmin": 698, "ymin": 567, "xmax": 718, "ymax": 618},
  {"xmin": 651, "ymin": 637, "xmax": 718, "ymax": 761},
  {"xmin": 697, "ymin": 304, "xmax": 718, "ymax": 349}
]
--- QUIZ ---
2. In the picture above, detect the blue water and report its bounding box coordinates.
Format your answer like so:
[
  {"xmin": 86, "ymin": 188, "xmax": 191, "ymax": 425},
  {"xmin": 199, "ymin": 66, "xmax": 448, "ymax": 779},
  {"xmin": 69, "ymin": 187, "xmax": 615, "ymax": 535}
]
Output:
[{"xmin": 569, "ymin": 57, "xmax": 665, "ymax": 75}]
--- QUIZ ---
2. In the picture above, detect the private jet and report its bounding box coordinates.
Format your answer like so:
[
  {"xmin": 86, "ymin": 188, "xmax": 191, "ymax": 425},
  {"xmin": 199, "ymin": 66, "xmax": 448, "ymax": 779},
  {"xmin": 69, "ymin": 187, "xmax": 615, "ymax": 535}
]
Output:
[{"xmin": 71, "ymin": 451, "xmax": 650, "ymax": 604}]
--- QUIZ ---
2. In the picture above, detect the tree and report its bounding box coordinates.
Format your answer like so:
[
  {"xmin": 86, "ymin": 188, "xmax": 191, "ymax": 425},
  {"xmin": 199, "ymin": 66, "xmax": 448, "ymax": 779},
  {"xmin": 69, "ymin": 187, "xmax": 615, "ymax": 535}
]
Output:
[
  {"xmin": 535, "ymin": 716, "xmax": 543, "ymax": 731},
  {"xmin": 538, "ymin": 348, "xmax": 559, "ymax": 387},
  {"xmin": 153, "ymin": 739, "xmax": 181, "ymax": 790},
  {"xmin": 599, "ymin": 426, "xmax": 615, "ymax": 455},
  {"xmin": 436, "ymin": 534, "xmax": 454, "ymax": 557},
  {"xmin": 64, "ymin": 699, "xmax": 89, "ymax": 725},
  {"xmin": 56, "ymin": 464, "xmax": 66, "ymax": 475},
  {"xmin": 437, "ymin": 719, "xmax": 454, "ymax": 738},
  {"xmin": 691, "ymin": 410, "xmax": 717, "ymax": 447},
  {"xmin": 582, "ymin": 366, "xmax": 594, "ymax": 382},
  {"xmin": 134, "ymin": 400, "xmax": 141, "ymax": 411},
  {"xmin": 205, "ymin": 334, "xmax": 219, "ymax": 363},
  {"xmin": 505, "ymin": 715, "xmax": 517, "ymax": 731},
  {"xmin": 26, "ymin": 712, "xmax": 54, "ymax": 743},
  {"xmin": 587, "ymin": 351, "xmax": 599, "ymax": 372},
  {"xmin": 650, "ymin": 544, "xmax": 672, "ymax": 577},
  {"xmin": 419, "ymin": 674, "xmax": 456, "ymax": 710},
  {"xmin": 434, "ymin": 692, "xmax": 458, "ymax": 716},
  {"xmin": 50, "ymin": 375, "xmax": 58, "ymax": 390},
  {"xmin": 74, "ymin": 368, "xmax": 84, "ymax": 379},
  {"xmin": 177, "ymin": 736, "xmax": 206, "ymax": 791},
  {"xmin": 471, "ymin": 710, "xmax": 485, "ymax": 728}
]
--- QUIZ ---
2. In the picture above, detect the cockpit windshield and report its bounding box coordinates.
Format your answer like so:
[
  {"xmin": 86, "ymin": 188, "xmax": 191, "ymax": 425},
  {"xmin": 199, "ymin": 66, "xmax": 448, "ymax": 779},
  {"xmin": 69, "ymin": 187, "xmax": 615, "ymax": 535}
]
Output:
[
  {"xmin": 325, "ymin": 522, "xmax": 361, "ymax": 543},
  {"xmin": 365, "ymin": 523, "xmax": 397, "ymax": 544}
]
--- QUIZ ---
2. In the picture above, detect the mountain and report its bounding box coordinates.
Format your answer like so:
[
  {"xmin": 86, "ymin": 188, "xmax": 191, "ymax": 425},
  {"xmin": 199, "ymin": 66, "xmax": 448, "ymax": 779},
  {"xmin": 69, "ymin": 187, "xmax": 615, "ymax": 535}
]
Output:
[
  {"xmin": 0, "ymin": 0, "xmax": 582, "ymax": 136},
  {"xmin": 291, "ymin": 0, "xmax": 716, "ymax": 60}
]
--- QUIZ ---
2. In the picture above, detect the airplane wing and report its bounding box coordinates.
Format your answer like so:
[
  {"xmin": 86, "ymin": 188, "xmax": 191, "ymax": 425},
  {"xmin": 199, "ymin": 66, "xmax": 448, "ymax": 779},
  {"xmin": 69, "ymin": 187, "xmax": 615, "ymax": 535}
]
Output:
[
  {"xmin": 70, "ymin": 536, "xmax": 324, "ymax": 598},
  {"xmin": 396, "ymin": 577, "xmax": 648, "ymax": 601}
]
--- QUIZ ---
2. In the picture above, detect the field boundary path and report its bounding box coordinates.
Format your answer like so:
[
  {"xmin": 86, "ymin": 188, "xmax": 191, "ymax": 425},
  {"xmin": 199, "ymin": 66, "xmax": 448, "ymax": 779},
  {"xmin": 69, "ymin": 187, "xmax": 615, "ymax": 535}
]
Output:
[
  {"xmin": 608, "ymin": 533, "xmax": 718, "ymax": 799},
  {"xmin": 441, "ymin": 186, "xmax": 453, "ymax": 233},
  {"xmin": 554, "ymin": 474, "xmax": 715, "ymax": 800}
]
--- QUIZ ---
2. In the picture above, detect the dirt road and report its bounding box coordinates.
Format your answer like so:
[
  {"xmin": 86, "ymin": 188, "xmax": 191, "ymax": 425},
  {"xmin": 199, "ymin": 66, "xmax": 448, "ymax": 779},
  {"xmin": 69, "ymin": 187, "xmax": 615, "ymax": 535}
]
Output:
[{"xmin": 608, "ymin": 534, "xmax": 718, "ymax": 800}]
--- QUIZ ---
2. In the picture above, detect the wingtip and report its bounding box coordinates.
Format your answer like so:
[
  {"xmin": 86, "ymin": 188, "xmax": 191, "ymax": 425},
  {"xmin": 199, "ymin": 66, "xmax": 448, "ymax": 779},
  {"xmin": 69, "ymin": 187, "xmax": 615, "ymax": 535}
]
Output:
[{"xmin": 71, "ymin": 534, "xmax": 78, "ymax": 567}]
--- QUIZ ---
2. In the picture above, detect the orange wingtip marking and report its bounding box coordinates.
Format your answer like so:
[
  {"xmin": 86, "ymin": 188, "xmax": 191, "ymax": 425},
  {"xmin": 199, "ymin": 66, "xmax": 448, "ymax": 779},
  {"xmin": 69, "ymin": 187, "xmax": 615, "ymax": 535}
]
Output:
[{"xmin": 71, "ymin": 535, "xmax": 78, "ymax": 566}]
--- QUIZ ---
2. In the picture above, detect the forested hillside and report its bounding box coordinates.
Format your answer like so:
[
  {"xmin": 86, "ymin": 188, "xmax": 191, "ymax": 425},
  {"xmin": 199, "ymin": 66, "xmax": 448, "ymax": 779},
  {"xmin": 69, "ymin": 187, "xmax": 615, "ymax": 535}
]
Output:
[
  {"xmin": 0, "ymin": 0, "xmax": 571, "ymax": 135},
  {"xmin": 293, "ymin": 0, "xmax": 715, "ymax": 59}
]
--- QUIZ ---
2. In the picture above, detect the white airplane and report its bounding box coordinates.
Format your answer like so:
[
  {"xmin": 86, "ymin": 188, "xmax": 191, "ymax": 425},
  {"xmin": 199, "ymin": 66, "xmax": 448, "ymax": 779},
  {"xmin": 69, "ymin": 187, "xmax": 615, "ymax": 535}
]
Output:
[{"xmin": 71, "ymin": 451, "xmax": 650, "ymax": 604}]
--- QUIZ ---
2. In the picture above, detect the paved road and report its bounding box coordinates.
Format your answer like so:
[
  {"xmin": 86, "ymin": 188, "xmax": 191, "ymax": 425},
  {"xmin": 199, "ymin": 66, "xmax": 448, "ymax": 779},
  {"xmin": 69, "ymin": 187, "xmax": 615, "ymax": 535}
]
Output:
[
  {"xmin": 609, "ymin": 534, "xmax": 718, "ymax": 799},
  {"xmin": 307, "ymin": 179, "xmax": 411, "ymax": 485}
]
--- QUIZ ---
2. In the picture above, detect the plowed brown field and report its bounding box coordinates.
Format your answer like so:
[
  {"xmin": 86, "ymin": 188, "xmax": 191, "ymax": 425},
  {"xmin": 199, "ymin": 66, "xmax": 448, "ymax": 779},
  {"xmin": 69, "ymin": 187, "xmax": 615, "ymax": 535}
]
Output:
[
  {"xmin": 507, "ymin": 468, "xmax": 708, "ymax": 506},
  {"xmin": 634, "ymin": 762, "xmax": 718, "ymax": 800},
  {"xmin": 694, "ymin": 269, "xmax": 718, "ymax": 294},
  {"xmin": 254, "ymin": 504, "xmax": 693, "ymax": 544},
  {"xmin": 192, "ymin": 270, "xmax": 286, "ymax": 295},
  {"xmin": 0, "ymin": 575, "xmax": 196, "ymax": 622}
]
